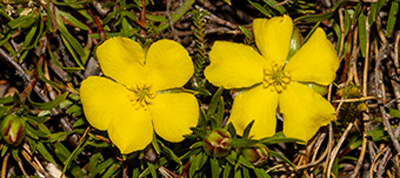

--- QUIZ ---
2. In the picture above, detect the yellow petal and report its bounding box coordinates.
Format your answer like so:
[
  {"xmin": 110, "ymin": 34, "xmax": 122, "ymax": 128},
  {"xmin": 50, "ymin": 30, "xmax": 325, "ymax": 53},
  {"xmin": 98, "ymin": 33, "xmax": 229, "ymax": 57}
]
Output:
[
  {"xmin": 279, "ymin": 82, "xmax": 336, "ymax": 142},
  {"xmin": 80, "ymin": 76, "xmax": 130, "ymax": 130},
  {"xmin": 284, "ymin": 28, "xmax": 339, "ymax": 85},
  {"xmin": 253, "ymin": 15, "xmax": 293, "ymax": 65},
  {"xmin": 229, "ymin": 85, "xmax": 278, "ymax": 139},
  {"xmin": 149, "ymin": 92, "xmax": 199, "ymax": 142},
  {"xmin": 205, "ymin": 41, "xmax": 266, "ymax": 89},
  {"xmin": 96, "ymin": 37, "xmax": 148, "ymax": 86},
  {"xmin": 108, "ymin": 108, "xmax": 153, "ymax": 154},
  {"xmin": 146, "ymin": 40, "xmax": 194, "ymax": 91}
]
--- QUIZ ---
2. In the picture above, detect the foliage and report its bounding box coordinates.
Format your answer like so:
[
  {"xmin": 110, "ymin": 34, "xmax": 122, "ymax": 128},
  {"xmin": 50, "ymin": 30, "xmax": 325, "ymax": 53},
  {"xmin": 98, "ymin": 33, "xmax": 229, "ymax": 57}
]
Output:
[{"xmin": 0, "ymin": 0, "xmax": 400, "ymax": 177}]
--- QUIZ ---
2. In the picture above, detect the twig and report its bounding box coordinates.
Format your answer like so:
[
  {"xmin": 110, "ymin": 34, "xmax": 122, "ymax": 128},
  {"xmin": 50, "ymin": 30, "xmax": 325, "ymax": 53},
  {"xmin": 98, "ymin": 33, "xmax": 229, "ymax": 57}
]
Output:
[
  {"xmin": 1, "ymin": 152, "xmax": 10, "ymax": 178},
  {"xmin": 167, "ymin": 0, "xmax": 180, "ymax": 43},
  {"xmin": 326, "ymin": 122, "xmax": 354, "ymax": 177}
]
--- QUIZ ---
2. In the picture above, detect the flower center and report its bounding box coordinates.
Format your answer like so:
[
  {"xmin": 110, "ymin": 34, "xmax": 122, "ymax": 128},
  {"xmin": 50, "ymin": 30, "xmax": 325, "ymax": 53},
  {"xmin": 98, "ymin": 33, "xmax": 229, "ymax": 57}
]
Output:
[
  {"xmin": 262, "ymin": 63, "xmax": 291, "ymax": 93},
  {"xmin": 127, "ymin": 82, "xmax": 157, "ymax": 110}
]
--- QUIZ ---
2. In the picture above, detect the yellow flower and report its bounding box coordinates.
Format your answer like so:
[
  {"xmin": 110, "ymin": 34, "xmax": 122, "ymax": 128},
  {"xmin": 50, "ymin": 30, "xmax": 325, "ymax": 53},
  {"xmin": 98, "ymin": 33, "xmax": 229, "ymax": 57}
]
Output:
[
  {"xmin": 80, "ymin": 37, "xmax": 199, "ymax": 154},
  {"xmin": 205, "ymin": 15, "xmax": 339, "ymax": 142}
]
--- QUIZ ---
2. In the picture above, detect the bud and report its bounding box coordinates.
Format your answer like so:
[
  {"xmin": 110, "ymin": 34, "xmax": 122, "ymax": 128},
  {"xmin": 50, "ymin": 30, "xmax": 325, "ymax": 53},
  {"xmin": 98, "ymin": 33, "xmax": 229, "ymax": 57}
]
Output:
[
  {"xmin": 1, "ymin": 114, "xmax": 26, "ymax": 145},
  {"xmin": 203, "ymin": 128, "xmax": 232, "ymax": 157},
  {"xmin": 241, "ymin": 143, "xmax": 269, "ymax": 166},
  {"xmin": 287, "ymin": 27, "xmax": 303, "ymax": 61}
]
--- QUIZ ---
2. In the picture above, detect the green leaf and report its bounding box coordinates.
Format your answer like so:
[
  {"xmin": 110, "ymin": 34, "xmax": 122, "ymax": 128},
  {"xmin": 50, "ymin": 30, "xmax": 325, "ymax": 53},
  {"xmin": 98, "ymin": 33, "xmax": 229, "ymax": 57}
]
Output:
[
  {"xmin": 254, "ymin": 168, "xmax": 271, "ymax": 178},
  {"xmin": 386, "ymin": 1, "xmax": 398, "ymax": 36},
  {"xmin": 36, "ymin": 141, "xmax": 56, "ymax": 163},
  {"xmin": 27, "ymin": 92, "xmax": 68, "ymax": 110},
  {"xmin": 248, "ymin": 0, "xmax": 272, "ymax": 17},
  {"xmin": 159, "ymin": 140, "xmax": 182, "ymax": 165},
  {"xmin": 269, "ymin": 150, "xmax": 297, "ymax": 171},
  {"xmin": 7, "ymin": 14, "xmax": 37, "ymax": 29},
  {"xmin": 358, "ymin": 14, "xmax": 367, "ymax": 57},
  {"xmin": 101, "ymin": 163, "xmax": 121, "ymax": 178},
  {"xmin": 210, "ymin": 157, "xmax": 222, "ymax": 177},
  {"xmin": 222, "ymin": 162, "xmax": 232, "ymax": 178},
  {"xmin": 239, "ymin": 26, "xmax": 253, "ymax": 40},
  {"xmin": 242, "ymin": 120, "xmax": 255, "ymax": 139},
  {"xmin": 90, "ymin": 158, "xmax": 115, "ymax": 177},
  {"xmin": 57, "ymin": 9, "xmax": 89, "ymax": 30},
  {"xmin": 56, "ymin": 8, "xmax": 85, "ymax": 69},
  {"xmin": 386, "ymin": 107, "xmax": 400, "ymax": 118},
  {"xmin": 238, "ymin": 155, "xmax": 254, "ymax": 169},
  {"xmin": 365, "ymin": 125, "xmax": 386, "ymax": 141},
  {"xmin": 368, "ymin": 0, "xmax": 388, "ymax": 25},
  {"xmin": 261, "ymin": 136, "xmax": 305, "ymax": 145},
  {"xmin": 231, "ymin": 138, "xmax": 259, "ymax": 148},
  {"xmin": 66, "ymin": 104, "xmax": 83, "ymax": 117},
  {"xmin": 155, "ymin": 0, "xmax": 195, "ymax": 32},
  {"xmin": 303, "ymin": 22, "xmax": 320, "ymax": 44},
  {"xmin": 294, "ymin": 11, "xmax": 334, "ymax": 22},
  {"xmin": 263, "ymin": 0, "xmax": 286, "ymax": 14},
  {"xmin": 21, "ymin": 22, "xmax": 38, "ymax": 49},
  {"xmin": 0, "ymin": 97, "xmax": 13, "ymax": 104}
]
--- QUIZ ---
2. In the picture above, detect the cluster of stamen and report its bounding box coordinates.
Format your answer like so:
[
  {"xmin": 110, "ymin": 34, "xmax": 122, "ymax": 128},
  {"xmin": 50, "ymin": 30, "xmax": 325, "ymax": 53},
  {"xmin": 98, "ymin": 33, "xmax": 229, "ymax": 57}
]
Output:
[
  {"xmin": 127, "ymin": 82, "xmax": 157, "ymax": 110},
  {"xmin": 262, "ymin": 63, "xmax": 291, "ymax": 93}
]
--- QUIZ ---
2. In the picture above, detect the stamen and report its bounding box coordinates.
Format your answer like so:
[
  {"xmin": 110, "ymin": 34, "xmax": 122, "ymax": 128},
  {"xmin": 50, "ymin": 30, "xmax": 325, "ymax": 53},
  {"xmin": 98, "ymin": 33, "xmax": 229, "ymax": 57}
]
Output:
[
  {"xmin": 127, "ymin": 81, "xmax": 156, "ymax": 110},
  {"xmin": 262, "ymin": 63, "xmax": 291, "ymax": 93}
]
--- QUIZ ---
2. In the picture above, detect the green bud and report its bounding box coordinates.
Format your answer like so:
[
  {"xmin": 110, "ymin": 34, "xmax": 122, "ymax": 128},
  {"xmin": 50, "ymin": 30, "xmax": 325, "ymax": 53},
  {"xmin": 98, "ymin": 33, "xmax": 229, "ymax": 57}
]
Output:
[
  {"xmin": 287, "ymin": 27, "xmax": 303, "ymax": 61},
  {"xmin": 241, "ymin": 143, "xmax": 269, "ymax": 166},
  {"xmin": 1, "ymin": 114, "xmax": 26, "ymax": 145},
  {"xmin": 203, "ymin": 128, "xmax": 232, "ymax": 157}
]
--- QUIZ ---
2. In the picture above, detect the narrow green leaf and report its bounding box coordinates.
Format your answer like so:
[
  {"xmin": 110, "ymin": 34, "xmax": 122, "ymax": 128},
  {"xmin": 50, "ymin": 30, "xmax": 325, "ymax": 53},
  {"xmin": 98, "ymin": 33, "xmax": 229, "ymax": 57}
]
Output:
[
  {"xmin": 239, "ymin": 26, "xmax": 253, "ymax": 40},
  {"xmin": 36, "ymin": 141, "xmax": 56, "ymax": 163},
  {"xmin": 386, "ymin": 107, "xmax": 400, "ymax": 118},
  {"xmin": 263, "ymin": 0, "xmax": 286, "ymax": 13},
  {"xmin": 159, "ymin": 140, "xmax": 182, "ymax": 165},
  {"xmin": 210, "ymin": 157, "xmax": 222, "ymax": 177},
  {"xmin": 358, "ymin": 14, "xmax": 367, "ymax": 57},
  {"xmin": 242, "ymin": 167, "xmax": 250, "ymax": 178},
  {"xmin": 222, "ymin": 163, "xmax": 232, "ymax": 178},
  {"xmin": 386, "ymin": 1, "xmax": 398, "ymax": 36},
  {"xmin": 269, "ymin": 150, "xmax": 297, "ymax": 171},
  {"xmin": 21, "ymin": 22, "xmax": 38, "ymax": 49},
  {"xmin": 368, "ymin": 0, "xmax": 388, "ymax": 25},
  {"xmin": 303, "ymin": 22, "xmax": 320, "ymax": 44},
  {"xmin": 155, "ymin": 0, "xmax": 195, "ymax": 32},
  {"xmin": 242, "ymin": 120, "xmax": 255, "ymax": 139},
  {"xmin": 238, "ymin": 155, "xmax": 254, "ymax": 169},
  {"xmin": 101, "ymin": 163, "xmax": 121, "ymax": 178},
  {"xmin": 27, "ymin": 92, "xmax": 68, "ymax": 110},
  {"xmin": 254, "ymin": 168, "xmax": 271, "ymax": 178},
  {"xmin": 0, "ymin": 97, "xmax": 13, "ymax": 104},
  {"xmin": 57, "ymin": 9, "xmax": 89, "ymax": 30},
  {"xmin": 231, "ymin": 138, "xmax": 259, "ymax": 148},
  {"xmin": 54, "ymin": 142, "xmax": 71, "ymax": 163},
  {"xmin": 248, "ymin": 0, "xmax": 272, "ymax": 17},
  {"xmin": 294, "ymin": 11, "xmax": 334, "ymax": 22},
  {"xmin": 261, "ymin": 137, "xmax": 305, "ymax": 145},
  {"xmin": 90, "ymin": 158, "xmax": 115, "ymax": 177}
]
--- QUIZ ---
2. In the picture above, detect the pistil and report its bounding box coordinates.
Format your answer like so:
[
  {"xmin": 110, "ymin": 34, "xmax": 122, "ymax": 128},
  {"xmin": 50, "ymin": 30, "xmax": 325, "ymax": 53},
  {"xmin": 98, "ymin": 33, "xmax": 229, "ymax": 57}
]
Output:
[
  {"xmin": 262, "ymin": 63, "xmax": 291, "ymax": 93},
  {"xmin": 127, "ymin": 82, "xmax": 157, "ymax": 110}
]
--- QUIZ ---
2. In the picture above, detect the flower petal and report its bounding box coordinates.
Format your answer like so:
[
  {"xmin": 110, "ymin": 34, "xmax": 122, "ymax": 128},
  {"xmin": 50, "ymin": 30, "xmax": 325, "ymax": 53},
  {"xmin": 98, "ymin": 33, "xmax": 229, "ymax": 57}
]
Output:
[
  {"xmin": 96, "ymin": 37, "xmax": 148, "ymax": 86},
  {"xmin": 149, "ymin": 93, "xmax": 199, "ymax": 142},
  {"xmin": 80, "ymin": 76, "xmax": 131, "ymax": 130},
  {"xmin": 253, "ymin": 15, "xmax": 293, "ymax": 65},
  {"xmin": 229, "ymin": 85, "xmax": 278, "ymax": 139},
  {"xmin": 284, "ymin": 28, "xmax": 339, "ymax": 85},
  {"xmin": 205, "ymin": 41, "xmax": 266, "ymax": 89},
  {"xmin": 279, "ymin": 82, "xmax": 336, "ymax": 142},
  {"xmin": 108, "ymin": 108, "xmax": 153, "ymax": 154},
  {"xmin": 146, "ymin": 40, "xmax": 194, "ymax": 91}
]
